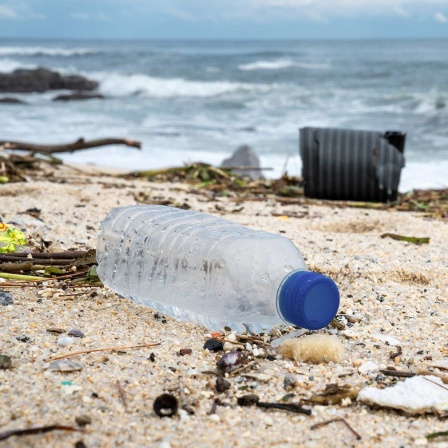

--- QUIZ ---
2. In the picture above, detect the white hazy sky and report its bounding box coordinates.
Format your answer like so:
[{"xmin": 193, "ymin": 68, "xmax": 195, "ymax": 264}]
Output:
[{"xmin": 0, "ymin": 0, "xmax": 447, "ymax": 39}]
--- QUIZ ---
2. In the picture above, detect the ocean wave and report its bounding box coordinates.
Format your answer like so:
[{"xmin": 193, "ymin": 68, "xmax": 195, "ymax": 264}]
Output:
[
  {"xmin": 0, "ymin": 46, "xmax": 98, "ymax": 57},
  {"xmin": 238, "ymin": 59, "xmax": 330, "ymax": 71},
  {"xmin": 0, "ymin": 58, "xmax": 36, "ymax": 73},
  {"xmin": 239, "ymin": 59, "xmax": 296, "ymax": 71},
  {"xmin": 93, "ymin": 72, "xmax": 267, "ymax": 98}
]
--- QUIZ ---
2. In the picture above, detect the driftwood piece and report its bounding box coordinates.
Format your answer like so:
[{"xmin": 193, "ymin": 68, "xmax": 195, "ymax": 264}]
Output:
[{"xmin": 0, "ymin": 138, "xmax": 141, "ymax": 154}]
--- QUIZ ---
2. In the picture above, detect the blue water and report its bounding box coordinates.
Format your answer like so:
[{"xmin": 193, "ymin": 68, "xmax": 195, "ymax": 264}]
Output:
[{"xmin": 1, "ymin": 39, "xmax": 447, "ymax": 191}]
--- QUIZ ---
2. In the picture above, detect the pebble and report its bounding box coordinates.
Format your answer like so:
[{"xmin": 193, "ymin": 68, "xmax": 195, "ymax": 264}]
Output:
[
  {"xmin": 0, "ymin": 354, "xmax": 12, "ymax": 370},
  {"xmin": 358, "ymin": 361, "xmax": 380, "ymax": 374},
  {"xmin": 16, "ymin": 335, "xmax": 31, "ymax": 343},
  {"xmin": 208, "ymin": 414, "xmax": 220, "ymax": 422},
  {"xmin": 203, "ymin": 338, "xmax": 224, "ymax": 352},
  {"xmin": 217, "ymin": 351, "xmax": 247, "ymax": 373},
  {"xmin": 283, "ymin": 373, "xmax": 299, "ymax": 389},
  {"xmin": 68, "ymin": 329, "xmax": 85, "ymax": 338},
  {"xmin": 75, "ymin": 415, "xmax": 92, "ymax": 427},
  {"xmin": 57, "ymin": 336, "xmax": 75, "ymax": 346},
  {"xmin": 49, "ymin": 359, "xmax": 83, "ymax": 372},
  {"xmin": 0, "ymin": 291, "xmax": 13, "ymax": 306}
]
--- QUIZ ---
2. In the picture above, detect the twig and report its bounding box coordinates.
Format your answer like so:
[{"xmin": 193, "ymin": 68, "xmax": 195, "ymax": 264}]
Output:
[
  {"xmin": 380, "ymin": 369, "xmax": 415, "ymax": 378},
  {"xmin": 256, "ymin": 401, "xmax": 311, "ymax": 416},
  {"xmin": 116, "ymin": 380, "xmax": 128, "ymax": 411},
  {"xmin": 0, "ymin": 137, "xmax": 141, "ymax": 154},
  {"xmin": 421, "ymin": 376, "xmax": 448, "ymax": 391},
  {"xmin": 310, "ymin": 417, "xmax": 362, "ymax": 440},
  {"xmin": 48, "ymin": 342, "xmax": 160, "ymax": 361},
  {"xmin": 0, "ymin": 272, "xmax": 50, "ymax": 282},
  {"xmin": 0, "ymin": 425, "xmax": 78, "ymax": 442},
  {"xmin": 229, "ymin": 360, "xmax": 256, "ymax": 376}
]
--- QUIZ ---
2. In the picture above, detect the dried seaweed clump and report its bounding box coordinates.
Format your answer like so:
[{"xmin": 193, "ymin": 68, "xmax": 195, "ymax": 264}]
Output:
[{"xmin": 279, "ymin": 334, "xmax": 345, "ymax": 364}]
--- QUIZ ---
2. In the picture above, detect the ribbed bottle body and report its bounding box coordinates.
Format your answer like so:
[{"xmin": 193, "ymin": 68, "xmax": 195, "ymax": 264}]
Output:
[{"xmin": 97, "ymin": 205, "xmax": 307, "ymax": 332}]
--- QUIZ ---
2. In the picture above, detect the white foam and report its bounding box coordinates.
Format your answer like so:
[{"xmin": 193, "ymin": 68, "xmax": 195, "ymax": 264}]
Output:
[
  {"xmin": 239, "ymin": 59, "xmax": 296, "ymax": 71},
  {"xmin": 0, "ymin": 58, "xmax": 36, "ymax": 73},
  {"xmin": 239, "ymin": 59, "xmax": 330, "ymax": 71},
  {"xmin": 0, "ymin": 46, "xmax": 98, "ymax": 57},
  {"xmin": 92, "ymin": 72, "xmax": 267, "ymax": 98}
]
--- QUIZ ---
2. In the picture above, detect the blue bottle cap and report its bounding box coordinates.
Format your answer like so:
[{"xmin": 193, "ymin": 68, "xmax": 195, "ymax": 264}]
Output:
[{"xmin": 277, "ymin": 270, "xmax": 340, "ymax": 330}]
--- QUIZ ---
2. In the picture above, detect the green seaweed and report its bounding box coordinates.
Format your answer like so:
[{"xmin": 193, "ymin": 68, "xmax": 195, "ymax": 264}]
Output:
[{"xmin": 381, "ymin": 233, "xmax": 430, "ymax": 245}]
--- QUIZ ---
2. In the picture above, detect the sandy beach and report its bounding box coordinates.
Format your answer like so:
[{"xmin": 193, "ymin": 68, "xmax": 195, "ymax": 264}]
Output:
[{"xmin": 0, "ymin": 163, "xmax": 447, "ymax": 448}]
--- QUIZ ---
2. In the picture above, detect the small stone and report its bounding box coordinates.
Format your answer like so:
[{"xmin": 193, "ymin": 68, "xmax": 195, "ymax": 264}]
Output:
[
  {"xmin": 0, "ymin": 354, "xmax": 12, "ymax": 370},
  {"xmin": 16, "ymin": 335, "xmax": 31, "ymax": 343},
  {"xmin": 358, "ymin": 361, "xmax": 380, "ymax": 374},
  {"xmin": 203, "ymin": 338, "xmax": 224, "ymax": 352},
  {"xmin": 179, "ymin": 348, "xmax": 192, "ymax": 356},
  {"xmin": 0, "ymin": 291, "xmax": 13, "ymax": 306},
  {"xmin": 57, "ymin": 336, "xmax": 74, "ymax": 346},
  {"xmin": 283, "ymin": 373, "xmax": 299, "ymax": 389},
  {"xmin": 75, "ymin": 441, "xmax": 87, "ymax": 448},
  {"xmin": 237, "ymin": 394, "xmax": 260, "ymax": 406},
  {"xmin": 223, "ymin": 342, "xmax": 234, "ymax": 351},
  {"xmin": 75, "ymin": 415, "xmax": 92, "ymax": 427},
  {"xmin": 216, "ymin": 376, "xmax": 231, "ymax": 393},
  {"xmin": 208, "ymin": 413, "xmax": 220, "ymax": 422},
  {"xmin": 49, "ymin": 359, "xmax": 83, "ymax": 372},
  {"xmin": 68, "ymin": 329, "xmax": 85, "ymax": 338},
  {"xmin": 153, "ymin": 394, "xmax": 178, "ymax": 418}
]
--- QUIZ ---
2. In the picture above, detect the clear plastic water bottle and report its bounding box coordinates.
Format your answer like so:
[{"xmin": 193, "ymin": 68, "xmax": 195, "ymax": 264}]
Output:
[{"xmin": 96, "ymin": 205, "xmax": 340, "ymax": 333}]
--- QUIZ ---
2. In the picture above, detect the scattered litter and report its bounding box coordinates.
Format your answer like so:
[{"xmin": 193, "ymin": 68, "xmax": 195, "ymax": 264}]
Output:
[
  {"xmin": 279, "ymin": 334, "xmax": 345, "ymax": 364},
  {"xmin": 0, "ymin": 222, "xmax": 26, "ymax": 253},
  {"xmin": 57, "ymin": 336, "xmax": 74, "ymax": 347},
  {"xmin": 358, "ymin": 375, "xmax": 448, "ymax": 414},
  {"xmin": 61, "ymin": 383, "xmax": 82, "ymax": 395},
  {"xmin": 67, "ymin": 329, "xmax": 85, "ymax": 338},
  {"xmin": 153, "ymin": 394, "xmax": 178, "ymax": 418},
  {"xmin": 0, "ymin": 354, "xmax": 12, "ymax": 370},
  {"xmin": 358, "ymin": 361, "xmax": 380, "ymax": 375},
  {"xmin": 0, "ymin": 291, "xmax": 13, "ymax": 306},
  {"xmin": 48, "ymin": 359, "xmax": 83, "ymax": 372}
]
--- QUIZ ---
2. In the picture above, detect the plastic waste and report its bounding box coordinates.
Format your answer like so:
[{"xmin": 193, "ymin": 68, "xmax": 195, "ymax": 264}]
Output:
[
  {"xmin": 96, "ymin": 205, "xmax": 340, "ymax": 333},
  {"xmin": 0, "ymin": 222, "xmax": 26, "ymax": 253}
]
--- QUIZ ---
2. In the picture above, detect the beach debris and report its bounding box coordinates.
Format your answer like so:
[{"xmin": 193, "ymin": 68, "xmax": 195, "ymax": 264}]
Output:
[
  {"xmin": 428, "ymin": 360, "xmax": 448, "ymax": 371},
  {"xmin": 153, "ymin": 393, "xmax": 178, "ymax": 418},
  {"xmin": 48, "ymin": 359, "xmax": 83, "ymax": 372},
  {"xmin": 57, "ymin": 336, "xmax": 75, "ymax": 347},
  {"xmin": 0, "ymin": 97, "xmax": 26, "ymax": 104},
  {"xmin": 237, "ymin": 394, "xmax": 311, "ymax": 415},
  {"xmin": 308, "ymin": 383, "xmax": 359, "ymax": 405},
  {"xmin": 46, "ymin": 327, "xmax": 66, "ymax": 334},
  {"xmin": 270, "ymin": 329, "xmax": 308, "ymax": 348},
  {"xmin": 310, "ymin": 417, "xmax": 362, "ymax": 440},
  {"xmin": 278, "ymin": 334, "xmax": 345, "ymax": 364},
  {"xmin": 389, "ymin": 346, "xmax": 403, "ymax": 360},
  {"xmin": 216, "ymin": 351, "xmax": 247, "ymax": 373},
  {"xmin": 116, "ymin": 380, "xmax": 128, "ymax": 411},
  {"xmin": 75, "ymin": 440, "xmax": 87, "ymax": 448},
  {"xmin": 426, "ymin": 430, "xmax": 448, "ymax": 440},
  {"xmin": 380, "ymin": 368, "xmax": 415, "ymax": 378},
  {"xmin": 68, "ymin": 329, "xmax": 85, "ymax": 338},
  {"xmin": 48, "ymin": 342, "xmax": 160, "ymax": 362},
  {"xmin": 0, "ymin": 354, "xmax": 12, "ymax": 370},
  {"xmin": 75, "ymin": 415, "xmax": 92, "ymax": 427},
  {"xmin": 357, "ymin": 375, "xmax": 448, "ymax": 414},
  {"xmin": 381, "ymin": 233, "xmax": 430, "ymax": 245},
  {"xmin": 0, "ymin": 424, "xmax": 79, "ymax": 442},
  {"xmin": 358, "ymin": 361, "xmax": 380, "ymax": 375},
  {"xmin": 0, "ymin": 291, "xmax": 13, "ymax": 306},
  {"xmin": 216, "ymin": 377, "xmax": 231, "ymax": 393}
]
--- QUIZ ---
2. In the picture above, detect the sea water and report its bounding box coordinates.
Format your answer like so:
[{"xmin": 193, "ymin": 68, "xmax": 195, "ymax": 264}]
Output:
[{"xmin": 1, "ymin": 38, "xmax": 447, "ymax": 191}]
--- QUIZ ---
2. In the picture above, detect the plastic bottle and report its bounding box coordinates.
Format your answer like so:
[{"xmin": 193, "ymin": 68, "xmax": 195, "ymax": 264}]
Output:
[{"xmin": 96, "ymin": 205, "xmax": 340, "ymax": 333}]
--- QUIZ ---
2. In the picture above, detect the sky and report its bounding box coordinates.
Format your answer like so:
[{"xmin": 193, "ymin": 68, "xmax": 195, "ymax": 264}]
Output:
[{"xmin": 0, "ymin": 0, "xmax": 448, "ymax": 39}]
